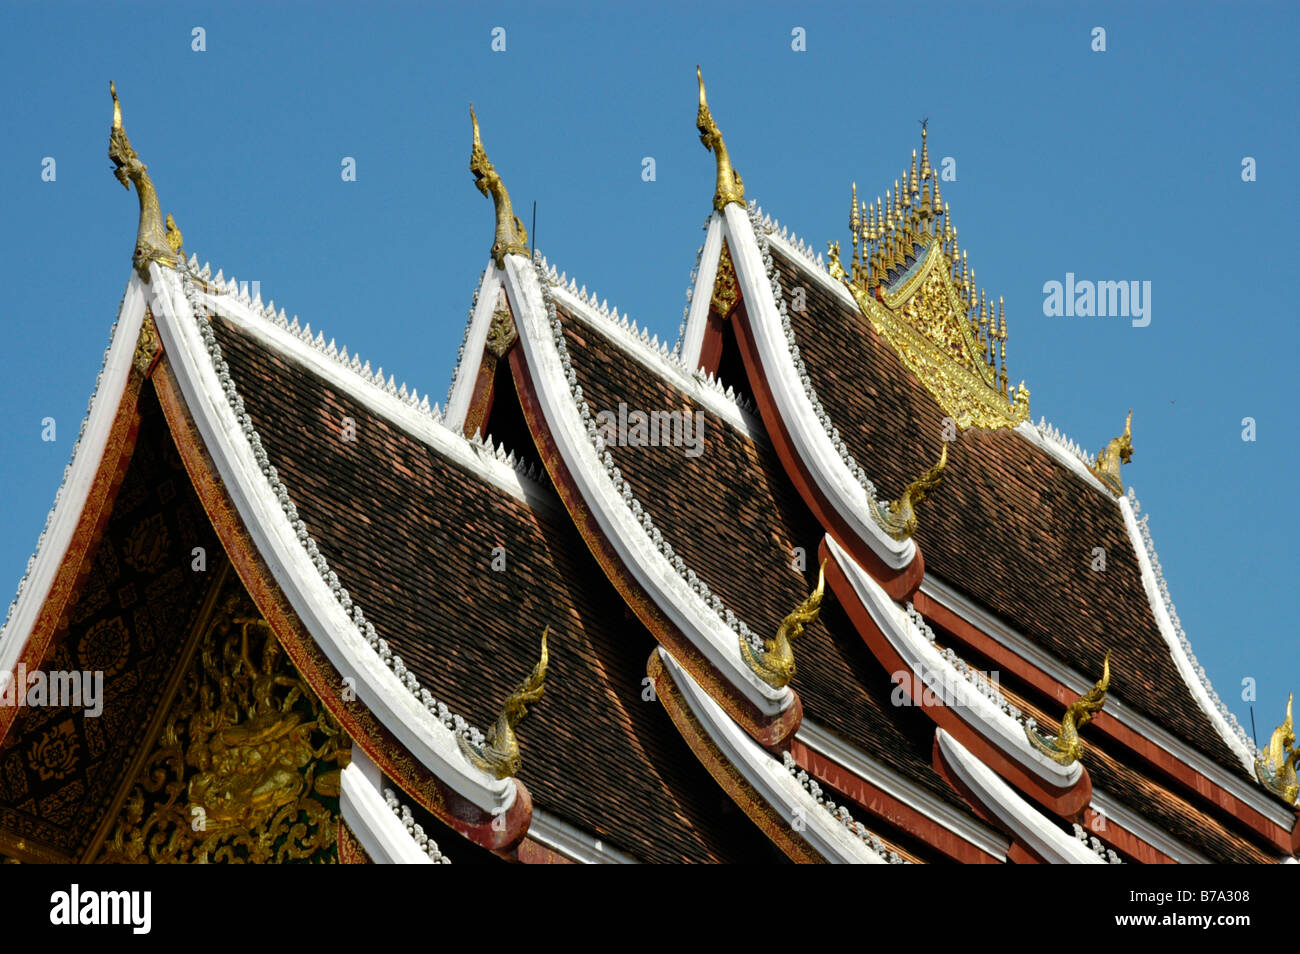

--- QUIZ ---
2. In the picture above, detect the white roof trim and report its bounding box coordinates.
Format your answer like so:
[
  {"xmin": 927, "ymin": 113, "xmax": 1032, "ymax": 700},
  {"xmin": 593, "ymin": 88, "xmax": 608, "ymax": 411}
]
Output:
[
  {"xmin": 195, "ymin": 280, "xmax": 558, "ymax": 519},
  {"xmin": 936, "ymin": 729, "xmax": 1101, "ymax": 864},
  {"xmin": 658, "ymin": 649, "xmax": 890, "ymax": 864},
  {"xmin": 677, "ymin": 212, "xmax": 726, "ymax": 369},
  {"xmin": 503, "ymin": 253, "xmax": 791, "ymax": 717},
  {"xmin": 340, "ymin": 749, "xmax": 443, "ymax": 864},
  {"xmin": 1118, "ymin": 492, "xmax": 1258, "ymax": 775},
  {"xmin": 919, "ymin": 574, "xmax": 1292, "ymax": 827},
  {"xmin": 1014, "ymin": 420, "xmax": 1110, "ymax": 495},
  {"xmin": 797, "ymin": 718, "xmax": 1009, "ymax": 861},
  {"xmin": 723, "ymin": 204, "xmax": 913, "ymax": 570},
  {"xmin": 1089, "ymin": 791, "xmax": 1209, "ymax": 864},
  {"xmin": 149, "ymin": 264, "xmax": 517, "ymax": 818},
  {"xmin": 528, "ymin": 810, "xmax": 639, "ymax": 864},
  {"xmin": 1, "ymin": 273, "xmax": 146, "ymax": 669},
  {"xmin": 825, "ymin": 534, "xmax": 1082, "ymax": 789},
  {"xmin": 443, "ymin": 264, "xmax": 507, "ymax": 433}
]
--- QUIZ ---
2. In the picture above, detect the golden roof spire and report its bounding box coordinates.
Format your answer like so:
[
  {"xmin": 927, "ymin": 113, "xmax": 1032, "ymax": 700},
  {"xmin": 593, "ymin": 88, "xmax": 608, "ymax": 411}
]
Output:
[
  {"xmin": 696, "ymin": 66, "xmax": 745, "ymax": 211},
  {"xmin": 458, "ymin": 627, "xmax": 549, "ymax": 779},
  {"xmin": 469, "ymin": 105, "xmax": 529, "ymax": 268},
  {"xmin": 1026, "ymin": 653, "xmax": 1112, "ymax": 764},
  {"xmin": 108, "ymin": 82, "xmax": 180, "ymax": 281},
  {"xmin": 1255, "ymin": 693, "xmax": 1299, "ymax": 804},
  {"xmin": 1091, "ymin": 410, "xmax": 1134, "ymax": 495},
  {"xmin": 740, "ymin": 561, "xmax": 826, "ymax": 688}
]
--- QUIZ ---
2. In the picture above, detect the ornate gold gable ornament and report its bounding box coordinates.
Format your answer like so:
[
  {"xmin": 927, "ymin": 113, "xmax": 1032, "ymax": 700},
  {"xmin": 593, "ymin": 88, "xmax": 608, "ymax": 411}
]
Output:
[
  {"xmin": 740, "ymin": 560, "xmax": 826, "ymax": 688},
  {"xmin": 1091, "ymin": 410, "xmax": 1133, "ymax": 495},
  {"xmin": 108, "ymin": 82, "xmax": 183, "ymax": 281},
  {"xmin": 696, "ymin": 66, "xmax": 744, "ymax": 212},
  {"xmin": 868, "ymin": 443, "xmax": 948, "ymax": 541},
  {"xmin": 458, "ymin": 628, "xmax": 549, "ymax": 779},
  {"xmin": 1254, "ymin": 693, "xmax": 1299, "ymax": 805},
  {"xmin": 1025, "ymin": 652, "xmax": 1111, "ymax": 765},
  {"xmin": 469, "ymin": 105, "xmax": 528, "ymax": 268},
  {"xmin": 826, "ymin": 125, "xmax": 1029, "ymax": 431}
]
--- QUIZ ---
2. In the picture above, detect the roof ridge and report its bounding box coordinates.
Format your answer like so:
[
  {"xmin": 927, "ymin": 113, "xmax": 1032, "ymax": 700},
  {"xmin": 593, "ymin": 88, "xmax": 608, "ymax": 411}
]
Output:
[
  {"xmin": 780, "ymin": 751, "xmax": 905, "ymax": 862},
  {"xmin": 1033, "ymin": 415, "xmax": 1098, "ymax": 469},
  {"xmin": 672, "ymin": 212, "xmax": 715, "ymax": 358},
  {"xmin": 1125, "ymin": 486, "xmax": 1256, "ymax": 760},
  {"xmin": 178, "ymin": 262, "xmax": 490, "ymax": 748},
  {"xmin": 750, "ymin": 202, "xmax": 827, "ymax": 274},
  {"xmin": 536, "ymin": 251, "xmax": 760, "ymax": 419},
  {"xmin": 191, "ymin": 254, "xmax": 547, "ymax": 488}
]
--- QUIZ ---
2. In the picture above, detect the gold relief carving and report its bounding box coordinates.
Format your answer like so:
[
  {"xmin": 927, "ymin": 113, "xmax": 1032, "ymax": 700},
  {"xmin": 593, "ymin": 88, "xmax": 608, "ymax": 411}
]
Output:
[
  {"xmin": 1255, "ymin": 693, "xmax": 1299, "ymax": 805},
  {"xmin": 867, "ymin": 444, "xmax": 948, "ymax": 541},
  {"xmin": 458, "ymin": 629, "xmax": 548, "ymax": 779},
  {"xmin": 711, "ymin": 241, "xmax": 740, "ymax": 317},
  {"xmin": 122, "ymin": 513, "xmax": 170, "ymax": 574},
  {"xmin": 77, "ymin": 616, "xmax": 131, "ymax": 678},
  {"xmin": 739, "ymin": 561, "xmax": 825, "ymax": 689},
  {"xmin": 1090, "ymin": 410, "xmax": 1133, "ymax": 495},
  {"xmin": 469, "ymin": 106, "xmax": 528, "ymax": 268},
  {"xmin": 132, "ymin": 316, "xmax": 160, "ymax": 376},
  {"xmin": 1025, "ymin": 652, "xmax": 1111, "ymax": 765},
  {"xmin": 485, "ymin": 290, "xmax": 518, "ymax": 358},
  {"xmin": 108, "ymin": 83, "xmax": 180, "ymax": 281},
  {"xmin": 27, "ymin": 721, "xmax": 80, "ymax": 783},
  {"xmin": 97, "ymin": 593, "xmax": 348, "ymax": 863}
]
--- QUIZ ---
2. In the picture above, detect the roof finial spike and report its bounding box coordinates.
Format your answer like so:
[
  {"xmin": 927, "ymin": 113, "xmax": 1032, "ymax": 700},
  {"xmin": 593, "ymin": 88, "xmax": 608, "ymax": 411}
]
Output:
[
  {"xmin": 919, "ymin": 117, "xmax": 931, "ymax": 180},
  {"xmin": 909, "ymin": 148, "xmax": 919, "ymax": 196},
  {"xmin": 849, "ymin": 182, "xmax": 861, "ymax": 268},
  {"xmin": 469, "ymin": 104, "xmax": 528, "ymax": 268},
  {"xmin": 696, "ymin": 66, "xmax": 745, "ymax": 211},
  {"xmin": 109, "ymin": 82, "xmax": 181, "ymax": 281}
]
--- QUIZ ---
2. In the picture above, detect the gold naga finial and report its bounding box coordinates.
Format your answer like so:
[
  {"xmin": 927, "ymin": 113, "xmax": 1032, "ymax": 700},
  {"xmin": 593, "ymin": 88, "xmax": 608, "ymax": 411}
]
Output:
[
  {"xmin": 1254, "ymin": 693, "xmax": 1299, "ymax": 805},
  {"xmin": 458, "ymin": 627, "xmax": 549, "ymax": 779},
  {"xmin": 868, "ymin": 443, "xmax": 948, "ymax": 541},
  {"xmin": 108, "ymin": 81, "xmax": 181, "ymax": 281},
  {"xmin": 1025, "ymin": 652, "xmax": 1111, "ymax": 764},
  {"xmin": 469, "ymin": 104, "xmax": 529, "ymax": 268},
  {"xmin": 696, "ymin": 66, "xmax": 745, "ymax": 212},
  {"xmin": 1091, "ymin": 409, "xmax": 1134, "ymax": 494},
  {"xmin": 740, "ymin": 560, "xmax": 826, "ymax": 688}
]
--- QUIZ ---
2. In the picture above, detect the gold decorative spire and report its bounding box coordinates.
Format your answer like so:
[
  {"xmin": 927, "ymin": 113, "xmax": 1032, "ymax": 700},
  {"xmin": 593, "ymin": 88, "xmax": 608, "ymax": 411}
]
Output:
[
  {"xmin": 1025, "ymin": 652, "xmax": 1111, "ymax": 764},
  {"xmin": 696, "ymin": 66, "xmax": 745, "ymax": 211},
  {"xmin": 739, "ymin": 561, "xmax": 826, "ymax": 688},
  {"xmin": 829, "ymin": 124, "xmax": 1029, "ymax": 431},
  {"xmin": 469, "ymin": 104, "xmax": 529, "ymax": 268},
  {"xmin": 1091, "ymin": 410, "xmax": 1133, "ymax": 494},
  {"xmin": 458, "ymin": 628, "xmax": 549, "ymax": 779},
  {"xmin": 108, "ymin": 82, "xmax": 181, "ymax": 281},
  {"xmin": 1254, "ymin": 693, "xmax": 1299, "ymax": 805},
  {"xmin": 867, "ymin": 444, "xmax": 948, "ymax": 541}
]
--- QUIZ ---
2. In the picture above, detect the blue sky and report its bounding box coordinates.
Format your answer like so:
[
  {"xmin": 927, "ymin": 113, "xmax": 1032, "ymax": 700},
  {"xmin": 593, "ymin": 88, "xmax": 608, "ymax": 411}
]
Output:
[{"xmin": 1, "ymin": 1, "xmax": 1296, "ymax": 745}]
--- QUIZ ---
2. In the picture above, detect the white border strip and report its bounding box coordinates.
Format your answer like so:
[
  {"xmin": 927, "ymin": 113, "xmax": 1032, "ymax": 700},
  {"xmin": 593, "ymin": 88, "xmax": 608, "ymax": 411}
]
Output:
[
  {"xmin": 936, "ymin": 729, "xmax": 1100, "ymax": 864},
  {"xmin": 0, "ymin": 274, "xmax": 146, "ymax": 670},
  {"xmin": 659, "ymin": 648, "xmax": 888, "ymax": 863},
  {"xmin": 1090, "ymin": 792, "xmax": 1208, "ymax": 864},
  {"xmin": 723, "ymin": 205, "xmax": 913, "ymax": 570},
  {"xmin": 678, "ymin": 212, "xmax": 726, "ymax": 369},
  {"xmin": 919, "ymin": 574, "xmax": 1292, "ymax": 827},
  {"xmin": 150, "ymin": 265, "xmax": 516, "ymax": 816},
  {"xmin": 797, "ymin": 719, "xmax": 1009, "ymax": 861},
  {"xmin": 503, "ymin": 254, "xmax": 790, "ymax": 717},
  {"xmin": 340, "ymin": 750, "xmax": 438, "ymax": 864},
  {"xmin": 825, "ymin": 534, "xmax": 1081, "ymax": 789},
  {"xmin": 528, "ymin": 809, "xmax": 639, "ymax": 864},
  {"xmin": 444, "ymin": 264, "xmax": 506, "ymax": 432}
]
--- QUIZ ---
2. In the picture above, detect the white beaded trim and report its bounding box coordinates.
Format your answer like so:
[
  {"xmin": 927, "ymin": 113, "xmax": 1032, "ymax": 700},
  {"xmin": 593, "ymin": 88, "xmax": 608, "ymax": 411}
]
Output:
[
  {"xmin": 780, "ymin": 751, "xmax": 906, "ymax": 863},
  {"xmin": 1072, "ymin": 822, "xmax": 1124, "ymax": 864},
  {"xmin": 383, "ymin": 787, "xmax": 452, "ymax": 863},
  {"xmin": 905, "ymin": 602, "xmax": 1027, "ymax": 726}
]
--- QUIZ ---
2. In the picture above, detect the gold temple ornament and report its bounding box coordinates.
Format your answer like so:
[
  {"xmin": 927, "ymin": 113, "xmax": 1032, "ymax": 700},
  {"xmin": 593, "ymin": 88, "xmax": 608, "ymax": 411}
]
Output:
[
  {"xmin": 469, "ymin": 104, "xmax": 529, "ymax": 268},
  {"xmin": 740, "ymin": 561, "xmax": 826, "ymax": 688},
  {"xmin": 1254, "ymin": 693, "xmax": 1299, "ymax": 805},
  {"xmin": 868, "ymin": 444, "xmax": 948, "ymax": 541},
  {"xmin": 827, "ymin": 125, "xmax": 1029, "ymax": 432},
  {"xmin": 696, "ymin": 66, "xmax": 745, "ymax": 212},
  {"xmin": 458, "ymin": 627, "xmax": 549, "ymax": 779},
  {"xmin": 1091, "ymin": 410, "xmax": 1133, "ymax": 495},
  {"xmin": 108, "ymin": 82, "xmax": 181, "ymax": 281},
  {"xmin": 1025, "ymin": 652, "xmax": 1111, "ymax": 765}
]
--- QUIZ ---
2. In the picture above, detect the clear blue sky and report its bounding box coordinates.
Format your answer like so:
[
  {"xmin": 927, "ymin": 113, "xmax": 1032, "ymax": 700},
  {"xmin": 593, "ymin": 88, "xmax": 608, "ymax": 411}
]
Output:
[{"xmin": 2, "ymin": 1, "xmax": 1295, "ymax": 745}]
